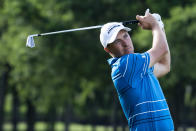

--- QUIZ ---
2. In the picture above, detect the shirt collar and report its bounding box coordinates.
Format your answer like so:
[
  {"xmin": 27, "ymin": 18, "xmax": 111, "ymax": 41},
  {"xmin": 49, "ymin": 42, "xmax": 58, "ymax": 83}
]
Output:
[{"xmin": 107, "ymin": 57, "xmax": 119, "ymax": 66}]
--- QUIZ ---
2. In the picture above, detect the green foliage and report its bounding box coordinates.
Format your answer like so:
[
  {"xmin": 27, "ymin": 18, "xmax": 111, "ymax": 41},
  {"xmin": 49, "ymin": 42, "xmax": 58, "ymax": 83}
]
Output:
[{"xmin": 166, "ymin": 4, "xmax": 196, "ymax": 82}]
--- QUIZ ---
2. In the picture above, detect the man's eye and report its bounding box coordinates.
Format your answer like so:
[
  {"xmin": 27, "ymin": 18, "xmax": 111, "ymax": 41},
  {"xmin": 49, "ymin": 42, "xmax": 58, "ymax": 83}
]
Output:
[
  {"xmin": 124, "ymin": 34, "xmax": 128, "ymax": 39},
  {"xmin": 114, "ymin": 40, "xmax": 121, "ymax": 44}
]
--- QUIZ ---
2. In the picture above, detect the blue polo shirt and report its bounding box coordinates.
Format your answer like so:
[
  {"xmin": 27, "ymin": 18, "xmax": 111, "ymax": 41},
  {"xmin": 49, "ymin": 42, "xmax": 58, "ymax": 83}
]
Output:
[{"xmin": 108, "ymin": 52, "xmax": 174, "ymax": 131}]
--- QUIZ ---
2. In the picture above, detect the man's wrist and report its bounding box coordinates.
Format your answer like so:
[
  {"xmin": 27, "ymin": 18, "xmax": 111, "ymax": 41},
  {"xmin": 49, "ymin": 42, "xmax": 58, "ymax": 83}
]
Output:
[{"xmin": 152, "ymin": 23, "xmax": 161, "ymax": 31}]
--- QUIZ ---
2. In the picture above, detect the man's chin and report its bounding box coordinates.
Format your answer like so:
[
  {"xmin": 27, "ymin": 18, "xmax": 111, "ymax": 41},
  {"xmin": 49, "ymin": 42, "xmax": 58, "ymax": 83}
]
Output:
[{"xmin": 125, "ymin": 50, "xmax": 134, "ymax": 54}]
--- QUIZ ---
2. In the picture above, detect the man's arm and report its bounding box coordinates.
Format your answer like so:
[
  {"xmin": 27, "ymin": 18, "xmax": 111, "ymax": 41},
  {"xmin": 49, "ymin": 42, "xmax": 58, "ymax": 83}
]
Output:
[
  {"xmin": 136, "ymin": 12, "xmax": 169, "ymax": 72},
  {"xmin": 154, "ymin": 52, "xmax": 170, "ymax": 77},
  {"xmin": 153, "ymin": 29, "xmax": 171, "ymax": 78}
]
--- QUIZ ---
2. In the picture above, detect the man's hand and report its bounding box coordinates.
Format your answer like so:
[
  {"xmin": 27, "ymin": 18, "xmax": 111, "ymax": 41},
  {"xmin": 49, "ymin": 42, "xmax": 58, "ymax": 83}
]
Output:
[{"xmin": 136, "ymin": 10, "xmax": 160, "ymax": 30}]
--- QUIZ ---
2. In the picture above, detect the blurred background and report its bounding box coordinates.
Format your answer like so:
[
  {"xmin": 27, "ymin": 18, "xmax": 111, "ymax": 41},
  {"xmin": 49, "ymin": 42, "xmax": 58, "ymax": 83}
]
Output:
[{"xmin": 0, "ymin": 0, "xmax": 196, "ymax": 131}]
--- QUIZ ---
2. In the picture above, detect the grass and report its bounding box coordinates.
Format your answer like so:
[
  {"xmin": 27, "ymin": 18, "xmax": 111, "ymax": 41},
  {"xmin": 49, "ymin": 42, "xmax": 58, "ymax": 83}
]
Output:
[
  {"xmin": 3, "ymin": 122, "xmax": 196, "ymax": 131},
  {"xmin": 3, "ymin": 122, "xmax": 129, "ymax": 131}
]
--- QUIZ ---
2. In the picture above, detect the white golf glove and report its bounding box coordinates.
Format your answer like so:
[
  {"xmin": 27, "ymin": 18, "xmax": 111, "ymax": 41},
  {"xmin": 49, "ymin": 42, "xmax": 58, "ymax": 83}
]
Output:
[
  {"xmin": 152, "ymin": 13, "xmax": 164, "ymax": 29},
  {"xmin": 145, "ymin": 9, "xmax": 164, "ymax": 29}
]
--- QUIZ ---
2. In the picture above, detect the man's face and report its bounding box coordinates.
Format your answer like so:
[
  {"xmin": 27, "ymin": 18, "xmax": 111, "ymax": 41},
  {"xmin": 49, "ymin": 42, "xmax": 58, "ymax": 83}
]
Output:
[{"xmin": 106, "ymin": 30, "xmax": 134, "ymax": 57}]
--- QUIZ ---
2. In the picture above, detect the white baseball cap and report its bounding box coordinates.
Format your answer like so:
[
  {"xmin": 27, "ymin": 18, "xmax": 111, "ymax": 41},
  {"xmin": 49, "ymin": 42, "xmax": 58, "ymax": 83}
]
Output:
[{"xmin": 100, "ymin": 22, "xmax": 131, "ymax": 48}]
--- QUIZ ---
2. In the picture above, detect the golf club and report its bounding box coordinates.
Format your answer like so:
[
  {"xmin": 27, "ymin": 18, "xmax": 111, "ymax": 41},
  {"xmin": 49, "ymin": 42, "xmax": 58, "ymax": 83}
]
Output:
[{"xmin": 26, "ymin": 20, "xmax": 139, "ymax": 48}]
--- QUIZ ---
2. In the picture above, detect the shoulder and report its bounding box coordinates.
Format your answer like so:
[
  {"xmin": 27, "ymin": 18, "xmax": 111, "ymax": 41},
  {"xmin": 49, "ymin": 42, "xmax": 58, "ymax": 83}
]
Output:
[{"xmin": 118, "ymin": 53, "xmax": 145, "ymax": 67}]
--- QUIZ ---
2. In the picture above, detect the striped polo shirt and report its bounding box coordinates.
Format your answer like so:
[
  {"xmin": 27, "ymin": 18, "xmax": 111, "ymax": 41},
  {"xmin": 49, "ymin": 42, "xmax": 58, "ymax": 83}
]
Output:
[{"xmin": 108, "ymin": 52, "xmax": 174, "ymax": 131}]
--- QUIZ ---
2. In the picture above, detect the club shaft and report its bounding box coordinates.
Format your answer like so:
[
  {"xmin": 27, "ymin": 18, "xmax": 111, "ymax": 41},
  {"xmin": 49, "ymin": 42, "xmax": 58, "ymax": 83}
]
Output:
[
  {"xmin": 37, "ymin": 20, "xmax": 139, "ymax": 36},
  {"xmin": 38, "ymin": 25, "xmax": 103, "ymax": 36}
]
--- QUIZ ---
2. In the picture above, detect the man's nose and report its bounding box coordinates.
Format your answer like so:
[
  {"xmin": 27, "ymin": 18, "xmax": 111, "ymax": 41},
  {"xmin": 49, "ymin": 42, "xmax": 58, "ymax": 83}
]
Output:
[{"xmin": 121, "ymin": 40, "xmax": 128, "ymax": 47}]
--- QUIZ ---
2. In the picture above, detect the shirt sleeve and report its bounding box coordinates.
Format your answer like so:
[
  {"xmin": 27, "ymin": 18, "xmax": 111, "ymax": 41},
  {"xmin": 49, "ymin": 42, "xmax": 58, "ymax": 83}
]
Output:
[{"xmin": 119, "ymin": 52, "xmax": 150, "ymax": 88}]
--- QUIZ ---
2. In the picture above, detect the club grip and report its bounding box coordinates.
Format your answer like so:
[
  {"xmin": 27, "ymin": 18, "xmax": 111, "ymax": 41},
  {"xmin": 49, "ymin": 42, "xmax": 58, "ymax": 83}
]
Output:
[{"xmin": 122, "ymin": 20, "xmax": 139, "ymax": 25}]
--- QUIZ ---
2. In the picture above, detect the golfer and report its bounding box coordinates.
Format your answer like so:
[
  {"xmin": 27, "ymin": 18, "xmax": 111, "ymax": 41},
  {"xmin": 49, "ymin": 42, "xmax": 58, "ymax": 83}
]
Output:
[{"xmin": 100, "ymin": 11, "xmax": 174, "ymax": 130}]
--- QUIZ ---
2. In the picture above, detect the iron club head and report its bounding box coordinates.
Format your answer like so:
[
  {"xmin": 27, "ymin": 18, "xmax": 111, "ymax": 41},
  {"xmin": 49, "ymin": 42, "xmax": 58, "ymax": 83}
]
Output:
[{"xmin": 26, "ymin": 34, "xmax": 38, "ymax": 48}]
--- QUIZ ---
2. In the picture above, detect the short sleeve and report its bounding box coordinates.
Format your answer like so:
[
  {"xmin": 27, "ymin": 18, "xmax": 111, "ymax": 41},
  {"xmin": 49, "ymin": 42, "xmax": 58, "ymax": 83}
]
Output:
[{"xmin": 119, "ymin": 52, "xmax": 150, "ymax": 87}]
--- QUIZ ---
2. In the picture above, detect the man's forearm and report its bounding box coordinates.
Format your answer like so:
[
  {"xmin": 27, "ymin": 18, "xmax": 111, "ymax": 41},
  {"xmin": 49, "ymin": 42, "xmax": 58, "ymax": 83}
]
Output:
[
  {"xmin": 148, "ymin": 26, "xmax": 168, "ymax": 67},
  {"xmin": 157, "ymin": 30, "xmax": 171, "ymax": 70},
  {"xmin": 154, "ymin": 30, "xmax": 171, "ymax": 77},
  {"xmin": 152, "ymin": 26, "xmax": 168, "ymax": 54}
]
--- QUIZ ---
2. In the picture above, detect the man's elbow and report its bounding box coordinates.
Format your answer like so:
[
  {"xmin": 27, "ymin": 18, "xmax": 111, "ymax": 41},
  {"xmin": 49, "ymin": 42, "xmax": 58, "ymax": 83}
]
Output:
[
  {"xmin": 158, "ymin": 66, "xmax": 170, "ymax": 78},
  {"xmin": 165, "ymin": 64, "xmax": 171, "ymax": 74},
  {"xmin": 162, "ymin": 44, "xmax": 169, "ymax": 56},
  {"xmin": 162, "ymin": 64, "xmax": 171, "ymax": 76}
]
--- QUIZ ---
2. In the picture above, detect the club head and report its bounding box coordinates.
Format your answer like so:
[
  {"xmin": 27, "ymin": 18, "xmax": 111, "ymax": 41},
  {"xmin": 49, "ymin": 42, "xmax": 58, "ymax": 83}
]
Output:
[{"xmin": 26, "ymin": 35, "xmax": 36, "ymax": 48}]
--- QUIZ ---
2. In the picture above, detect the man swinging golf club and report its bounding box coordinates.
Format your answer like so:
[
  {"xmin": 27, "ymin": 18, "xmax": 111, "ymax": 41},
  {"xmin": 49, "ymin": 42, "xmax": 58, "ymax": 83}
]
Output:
[{"xmin": 100, "ymin": 9, "xmax": 174, "ymax": 131}]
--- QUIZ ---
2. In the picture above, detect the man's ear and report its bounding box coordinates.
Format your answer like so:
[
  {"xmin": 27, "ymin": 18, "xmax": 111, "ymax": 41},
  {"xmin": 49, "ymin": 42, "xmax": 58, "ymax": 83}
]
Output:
[{"xmin": 104, "ymin": 48, "xmax": 110, "ymax": 53}]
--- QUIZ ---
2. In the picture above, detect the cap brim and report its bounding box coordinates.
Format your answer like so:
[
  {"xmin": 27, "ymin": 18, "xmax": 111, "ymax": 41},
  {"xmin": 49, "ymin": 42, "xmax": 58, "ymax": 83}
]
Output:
[{"xmin": 107, "ymin": 27, "xmax": 131, "ymax": 45}]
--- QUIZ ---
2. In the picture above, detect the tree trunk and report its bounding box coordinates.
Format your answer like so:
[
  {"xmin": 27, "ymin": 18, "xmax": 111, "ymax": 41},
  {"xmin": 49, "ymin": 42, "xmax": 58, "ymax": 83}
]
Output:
[
  {"xmin": 91, "ymin": 125, "xmax": 96, "ymax": 131},
  {"xmin": 173, "ymin": 83, "xmax": 185, "ymax": 130},
  {"xmin": 104, "ymin": 126, "xmax": 109, "ymax": 131},
  {"xmin": 47, "ymin": 106, "xmax": 56, "ymax": 131},
  {"xmin": 64, "ymin": 104, "xmax": 72, "ymax": 131},
  {"xmin": 111, "ymin": 95, "xmax": 117, "ymax": 131},
  {"xmin": 0, "ymin": 64, "xmax": 11, "ymax": 131},
  {"xmin": 122, "ymin": 124, "xmax": 126, "ymax": 131},
  {"xmin": 26, "ymin": 99, "xmax": 35, "ymax": 131},
  {"xmin": 12, "ymin": 87, "xmax": 19, "ymax": 131}
]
